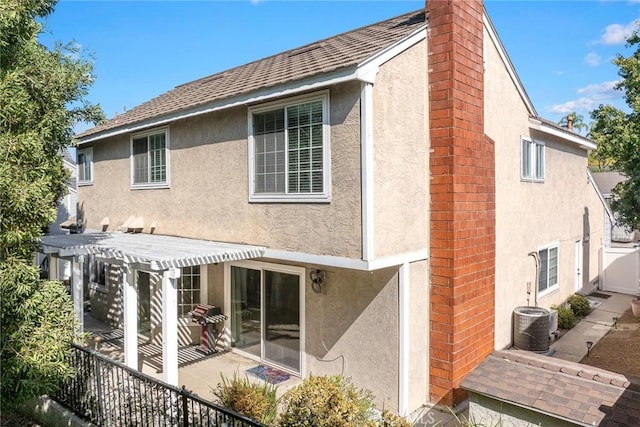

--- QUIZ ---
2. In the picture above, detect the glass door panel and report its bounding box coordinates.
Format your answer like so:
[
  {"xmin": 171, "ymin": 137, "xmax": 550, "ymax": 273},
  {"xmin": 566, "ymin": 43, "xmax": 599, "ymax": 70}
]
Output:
[
  {"xmin": 137, "ymin": 271, "xmax": 151, "ymax": 335},
  {"xmin": 230, "ymin": 266, "xmax": 261, "ymax": 358},
  {"xmin": 264, "ymin": 271, "xmax": 300, "ymax": 372}
]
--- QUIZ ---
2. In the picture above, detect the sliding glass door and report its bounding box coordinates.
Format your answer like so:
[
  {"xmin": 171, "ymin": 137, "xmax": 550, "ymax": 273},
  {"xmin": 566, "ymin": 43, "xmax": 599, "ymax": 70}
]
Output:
[{"xmin": 230, "ymin": 264, "xmax": 302, "ymax": 373}]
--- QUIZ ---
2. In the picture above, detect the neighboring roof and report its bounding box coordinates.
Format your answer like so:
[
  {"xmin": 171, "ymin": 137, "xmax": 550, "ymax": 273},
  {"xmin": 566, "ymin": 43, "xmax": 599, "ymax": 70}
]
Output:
[
  {"xmin": 40, "ymin": 232, "xmax": 265, "ymax": 271},
  {"xmin": 61, "ymin": 148, "xmax": 76, "ymax": 165},
  {"xmin": 592, "ymin": 171, "xmax": 627, "ymax": 196},
  {"xmin": 78, "ymin": 10, "xmax": 426, "ymax": 142},
  {"xmin": 462, "ymin": 350, "xmax": 640, "ymax": 427},
  {"xmin": 588, "ymin": 169, "xmax": 614, "ymax": 222}
]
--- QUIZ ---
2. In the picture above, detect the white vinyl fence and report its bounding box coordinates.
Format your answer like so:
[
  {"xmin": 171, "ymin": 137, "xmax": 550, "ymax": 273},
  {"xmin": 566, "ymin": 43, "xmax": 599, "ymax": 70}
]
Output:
[{"xmin": 602, "ymin": 246, "xmax": 640, "ymax": 295}]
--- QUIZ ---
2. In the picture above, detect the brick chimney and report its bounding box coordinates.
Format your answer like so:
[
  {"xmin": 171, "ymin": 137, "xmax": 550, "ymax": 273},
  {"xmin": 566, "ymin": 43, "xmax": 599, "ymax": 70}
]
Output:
[{"xmin": 427, "ymin": 0, "xmax": 496, "ymax": 407}]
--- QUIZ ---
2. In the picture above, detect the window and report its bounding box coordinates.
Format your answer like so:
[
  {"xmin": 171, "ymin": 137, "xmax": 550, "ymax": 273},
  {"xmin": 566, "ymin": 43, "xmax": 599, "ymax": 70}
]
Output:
[
  {"xmin": 85, "ymin": 256, "xmax": 108, "ymax": 292},
  {"xmin": 77, "ymin": 148, "xmax": 93, "ymax": 185},
  {"xmin": 538, "ymin": 244, "xmax": 558, "ymax": 294},
  {"xmin": 131, "ymin": 129, "xmax": 169, "ymax": 188},
  {"xmin": 249, "ymin": 93, "xmax": 330, "ymax": 202},
  {"xmin": 521, "ymin": 137, "xmax": 544, "ymax": 181},
  {"xmin": 178, "ymin": 265, "xmax": 201, "ymax": 316}
]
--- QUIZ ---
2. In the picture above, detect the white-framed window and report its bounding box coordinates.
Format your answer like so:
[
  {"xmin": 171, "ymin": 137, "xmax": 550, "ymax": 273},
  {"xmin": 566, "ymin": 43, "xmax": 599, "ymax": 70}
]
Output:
[
  {"xmin": 85, "ymin": 256, "xmax": 108, "ymax": 293},
  {"xmin": 178, "ymin": 265, "xmax": 205, "ymax": 316},
  {"xmin": 538, "ymin": 243, "xmax": 559, "ymax": 295},
  {"xmin": 521, "ymin": 137, "xmax": 544, "ymax": 182},
  {"xmin": 77, "ymin": 148, "xmax": 93, "ymax": 185},
  {"xmin": 131, "ymin": 128, "xmax": 169, "ymax": 189},
  {"xmin": 248, "ymin": 91, "xmax": 331, "ymax": 202}
]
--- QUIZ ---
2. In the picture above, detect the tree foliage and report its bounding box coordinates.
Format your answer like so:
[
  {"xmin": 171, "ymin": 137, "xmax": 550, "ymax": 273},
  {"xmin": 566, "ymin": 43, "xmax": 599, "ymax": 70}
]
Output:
[
  {"xmin": 590, "ymin": 30, "xmax": 640, "ymax": 230},
  {"xmin": 0, "ymin": 0, "xmax": 103, "ymax": 410}
]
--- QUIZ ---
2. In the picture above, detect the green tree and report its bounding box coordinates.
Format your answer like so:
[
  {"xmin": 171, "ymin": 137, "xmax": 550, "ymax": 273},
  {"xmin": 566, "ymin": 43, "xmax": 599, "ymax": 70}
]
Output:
[
  {"xmin": 589, "ymin": 30, "xmax": 640, "ymax": 230},
  {"xmin": 0, "ymin": 0, "xmax": 103, "ymax": 410}
]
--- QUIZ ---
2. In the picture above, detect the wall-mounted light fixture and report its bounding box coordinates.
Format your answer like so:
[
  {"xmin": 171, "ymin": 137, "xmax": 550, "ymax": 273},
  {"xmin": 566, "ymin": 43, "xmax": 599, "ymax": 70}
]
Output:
[{"xmin": 310, "ymin": 269, "xmax": 326, "ymax": 294}]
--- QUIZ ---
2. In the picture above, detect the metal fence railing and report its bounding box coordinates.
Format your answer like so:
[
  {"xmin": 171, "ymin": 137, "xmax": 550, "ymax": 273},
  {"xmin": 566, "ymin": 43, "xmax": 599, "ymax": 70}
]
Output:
[{"xmin": 53, "ymin": 344, "xmax": 265, "ymax": 427}]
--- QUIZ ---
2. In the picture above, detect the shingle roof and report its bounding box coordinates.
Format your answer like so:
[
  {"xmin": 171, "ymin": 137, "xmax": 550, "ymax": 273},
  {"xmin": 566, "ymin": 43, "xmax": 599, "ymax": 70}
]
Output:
[
  {"xmin": 78, "ymin": 10, "xmax": 426, "ymax": 141},
  {"xmin": 592, "ymin": 171, "xmax": 627, "ymax": 196},
  {"xmin": 462, "ymin": 350, "xmax": 640, "ymax": 426}
]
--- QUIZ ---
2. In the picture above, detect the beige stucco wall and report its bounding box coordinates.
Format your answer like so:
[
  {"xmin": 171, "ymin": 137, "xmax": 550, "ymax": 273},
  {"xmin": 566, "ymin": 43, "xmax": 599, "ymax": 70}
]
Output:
[
  {"xmin": 484, "ymin": 27, "xmax": 605, "ymax": 349},
  {"xmin": 79, "ymin": 82, "xmax": 362, "ymax": 258},
  {"xmin": 304, "ymin": 265, "xmax": 400, "ymax": 412},
  {"xmin": 373, "ymin": 40, "xmax": 429, "ymax": 258},
  {"xmin": 408, "ymin": 260, "xmax": 429, "ymax": 412}
]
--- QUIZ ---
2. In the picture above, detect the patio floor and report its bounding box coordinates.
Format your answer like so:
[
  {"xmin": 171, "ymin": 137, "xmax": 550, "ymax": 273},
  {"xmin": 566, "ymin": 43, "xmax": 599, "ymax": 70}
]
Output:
[{"xmin": 83, "ymin": 314, "xmax": 302, "ymax": 401}]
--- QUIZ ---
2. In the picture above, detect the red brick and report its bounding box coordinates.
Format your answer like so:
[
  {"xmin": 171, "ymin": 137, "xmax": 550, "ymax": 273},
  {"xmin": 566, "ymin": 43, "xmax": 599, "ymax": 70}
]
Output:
[{"xmin": 428, "ymin": 0, "xmax": 494, "ymax": 406}]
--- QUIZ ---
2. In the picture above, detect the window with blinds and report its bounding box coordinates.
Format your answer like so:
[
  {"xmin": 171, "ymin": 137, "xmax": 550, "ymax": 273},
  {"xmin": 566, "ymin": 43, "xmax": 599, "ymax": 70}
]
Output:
[
  {"xmin": 250, "ymin": 94, "xmax": 329, "ymax": 201},
  {"xmin": 131, "ymin": 129, "xmax": 168, "ymax": 188}
]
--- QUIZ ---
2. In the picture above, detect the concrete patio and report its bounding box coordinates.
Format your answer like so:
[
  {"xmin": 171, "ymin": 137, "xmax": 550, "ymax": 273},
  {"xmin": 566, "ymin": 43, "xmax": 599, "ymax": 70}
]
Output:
[{"xmin": 83, "ymin": 314, "xmax": 302, "ymax": 402}]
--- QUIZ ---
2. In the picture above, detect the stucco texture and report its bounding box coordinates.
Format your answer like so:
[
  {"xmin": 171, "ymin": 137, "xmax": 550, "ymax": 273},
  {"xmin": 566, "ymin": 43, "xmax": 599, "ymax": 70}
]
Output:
[
  {"xmin": 79, "ymin": 82, "xmax": 362, "ymax": 258},
  {"xmin": 484, "ymin": 28, "xmax": 605, "ymax": 349},
  {"xmin": 304, "ymin": 265, "xmax": 400, "ymax": 412},
  {"xmin": 373, "ymin": 40, "xmax": 429, "ymax": 258}
]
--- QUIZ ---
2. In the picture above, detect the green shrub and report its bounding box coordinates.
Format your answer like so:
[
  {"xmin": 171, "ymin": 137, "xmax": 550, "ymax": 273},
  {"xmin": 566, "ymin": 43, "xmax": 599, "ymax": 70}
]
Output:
[
  {"xmin": 551, "ymin": 304, "xmax": 575, "ymax": 329},
  {"xmin": 567, "ymin": 294, "xmax": 591, "ymax": 317},
  {"xmin": 212, "ymin": 372, "xmax": 278, "ymax": 425},
  {"xmin": 369, "ymin": 409, "xmax": 412, "ymax": 427},
  {"xmin": 278, "ymin": 375, "xmax": 375, "ymax": 426}
]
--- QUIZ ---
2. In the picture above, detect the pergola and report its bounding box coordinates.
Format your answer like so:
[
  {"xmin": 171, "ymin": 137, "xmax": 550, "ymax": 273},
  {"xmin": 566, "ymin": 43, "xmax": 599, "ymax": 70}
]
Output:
[{"xmin": 40, "ymin": 232, "xmax": 265, "ymax": 385}]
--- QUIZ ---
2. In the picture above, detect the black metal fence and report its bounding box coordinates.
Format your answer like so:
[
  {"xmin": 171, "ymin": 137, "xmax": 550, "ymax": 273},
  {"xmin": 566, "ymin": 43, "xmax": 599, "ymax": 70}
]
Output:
[{"xmin": 53, "ymin": 344, "xmax": 265, "ymax": 427}]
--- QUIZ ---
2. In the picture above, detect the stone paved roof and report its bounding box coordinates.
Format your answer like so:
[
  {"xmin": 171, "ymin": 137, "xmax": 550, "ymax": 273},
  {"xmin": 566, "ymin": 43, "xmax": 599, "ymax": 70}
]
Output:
[
  {"xmin": 461, "ymin": 350, "xmax": 640, "ymax": 426},
  {"xmin": 78, "ymin": 10, "xmax": 426, "ymax": 140}
]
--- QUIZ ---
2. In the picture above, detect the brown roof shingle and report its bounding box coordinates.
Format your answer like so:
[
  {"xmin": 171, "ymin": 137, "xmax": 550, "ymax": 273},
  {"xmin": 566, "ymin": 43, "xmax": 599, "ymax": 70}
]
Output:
[
  {"xmin": 462, "ymin": 350, "xmax": 640, "ymax": 426},
  {"xmin": 79, "ymin": 10, "xmax": 426, "ymax": 141}
]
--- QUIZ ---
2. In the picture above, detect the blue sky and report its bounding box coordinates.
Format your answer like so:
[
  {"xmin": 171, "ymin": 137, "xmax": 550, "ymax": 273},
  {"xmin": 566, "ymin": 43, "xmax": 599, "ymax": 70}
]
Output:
[{"xmin": 39, "ymin": 1, "xmax": 639, "ymax": 135}]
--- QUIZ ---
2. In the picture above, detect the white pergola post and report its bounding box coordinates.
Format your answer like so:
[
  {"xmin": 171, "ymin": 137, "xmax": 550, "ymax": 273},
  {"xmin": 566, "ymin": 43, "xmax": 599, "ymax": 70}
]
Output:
[
  {"xmin": 123, "ymin": 265, "xmax": 138, "ymax": 370},
  {"xmin": 71, "ymin": 255, "xmax": 84, "ymax": 335},
  {"xmin": 162, "ymin": 268, "xmax": 180, "ymax": 386}
]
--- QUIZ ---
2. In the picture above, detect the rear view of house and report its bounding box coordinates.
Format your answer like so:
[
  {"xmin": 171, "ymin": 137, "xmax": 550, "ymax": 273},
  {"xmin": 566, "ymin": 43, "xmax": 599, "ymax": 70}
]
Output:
[{"xmin": 41, "ymin": 0, "xmax": 605, "ymax": 416}]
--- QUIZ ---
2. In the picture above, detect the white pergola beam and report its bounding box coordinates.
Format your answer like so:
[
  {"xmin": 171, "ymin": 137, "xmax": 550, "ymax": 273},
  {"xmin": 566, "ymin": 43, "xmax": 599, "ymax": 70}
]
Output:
[{"xmin": 162, "ymin": 268, "xmax": 180, "ymax": 386}]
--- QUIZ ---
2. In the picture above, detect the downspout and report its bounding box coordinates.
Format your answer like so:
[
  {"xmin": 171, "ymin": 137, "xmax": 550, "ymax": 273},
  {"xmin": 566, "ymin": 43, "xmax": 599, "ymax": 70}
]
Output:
[
  {"xmin": 528, "ymin": 252, "xmax": 540, "ymax": 307},
  {"xmin": 360, "ymin": 82, "xmax": 375, "ymax": 262}
]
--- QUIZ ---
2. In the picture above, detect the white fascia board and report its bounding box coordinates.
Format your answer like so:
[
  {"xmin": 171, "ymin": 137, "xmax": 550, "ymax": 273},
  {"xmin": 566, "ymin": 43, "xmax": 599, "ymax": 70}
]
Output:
[
  {"xmin": 529, "ymin": 118, "xmax": 597, "ymax": 150},
  {"xmin": 78, "ymin": 67, "xmax": 359, "ymax": 145},
  {"xmin": 262, "ymin": 248, "xmax": 428, "ymax": 271},
  {"xmin": 483, "ymin": 14, "xmax": 537, "ymax": 117},
  {"xmin": 78, "ymin": 27, "xmax": 427, "ymax": 146}
]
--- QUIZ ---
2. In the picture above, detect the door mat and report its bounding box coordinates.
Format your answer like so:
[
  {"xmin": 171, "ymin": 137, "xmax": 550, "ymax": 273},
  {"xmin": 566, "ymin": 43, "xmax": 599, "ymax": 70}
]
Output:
[
  {"xmin": 590, "ymin": 292, "xmax": 612, "ymax": 299},
  {"xmin": 246, "ymin": 365, "xmax": 291, "ymax": 384}
]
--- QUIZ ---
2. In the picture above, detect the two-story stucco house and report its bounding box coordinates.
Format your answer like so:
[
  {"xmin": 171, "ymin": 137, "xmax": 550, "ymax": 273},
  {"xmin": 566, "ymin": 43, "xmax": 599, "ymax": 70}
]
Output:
[{"xmin": 41, "ymin": 0, "xmax": 606, "ymax": 415}]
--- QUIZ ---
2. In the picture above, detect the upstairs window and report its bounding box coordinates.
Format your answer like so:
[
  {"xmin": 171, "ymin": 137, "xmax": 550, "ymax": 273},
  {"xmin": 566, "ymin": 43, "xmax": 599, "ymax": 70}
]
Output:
[
  {"xmin": 131, "ymin": 129, "xmax": 169, "ymax": 188},
  {"xmin": 249, "ymin": 93, "xmax": 330, "ymax": 202},
  {"xmin": 538, "ymin": 244, "xmax": 558, "ymax": 294},
  {"xmin": 77, "ymin": 148, "xmax": 93, "ymax": 185},
  {"xmin": 521, "ymin": 137, "xmax": 544, "ymax": 182}
]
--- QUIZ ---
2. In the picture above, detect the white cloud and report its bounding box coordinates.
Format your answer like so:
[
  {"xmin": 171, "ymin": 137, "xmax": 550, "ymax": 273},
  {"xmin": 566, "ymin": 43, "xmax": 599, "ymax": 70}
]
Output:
[
  {"xmin": 599, "ymin": 19, "xmax": 640, "ymax": 45},
  {"xmin": 548, "ymin": 80, "xmax": 622, "ymax": 114},
  {"xmin": 584, "ymin": 52, "xmax": 602, "ymax": 67}
]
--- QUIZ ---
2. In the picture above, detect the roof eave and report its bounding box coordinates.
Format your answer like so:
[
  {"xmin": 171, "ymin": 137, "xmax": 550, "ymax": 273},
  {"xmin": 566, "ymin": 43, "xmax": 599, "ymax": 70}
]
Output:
[
  {"xmin": 78, "ymin": 26, "xmax": 427, "ymax": 145},
  {"xmin": 529, "ymin": 117, "xmax": 597, "ymax": 151}
]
